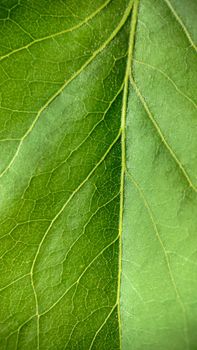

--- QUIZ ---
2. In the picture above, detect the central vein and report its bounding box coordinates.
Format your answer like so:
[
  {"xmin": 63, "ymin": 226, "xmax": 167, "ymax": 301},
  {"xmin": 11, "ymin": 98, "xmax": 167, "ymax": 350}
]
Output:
[{"xmin": 117, "ymin": 0, "xmax": 140, "ymax": 347}]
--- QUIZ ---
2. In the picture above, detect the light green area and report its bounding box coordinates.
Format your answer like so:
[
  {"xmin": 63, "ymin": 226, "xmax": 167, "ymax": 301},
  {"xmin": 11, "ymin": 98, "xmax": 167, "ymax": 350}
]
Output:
[
  {"xmin": 0, "ymin": 0, "xmax": 196, "ymax": 349},
  {"xmin": 121, "ymin": 0, "xmax": 197, "ymax": 349}
]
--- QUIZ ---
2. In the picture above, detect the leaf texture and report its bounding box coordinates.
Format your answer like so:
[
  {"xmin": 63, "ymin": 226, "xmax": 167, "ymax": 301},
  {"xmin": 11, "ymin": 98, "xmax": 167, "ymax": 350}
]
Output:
[
  {"xmin": 121, "ymin": 1, "xmax": 197, "ymax": 349},
  {"xmin": 0, "ymin": 0, "xmax": 196, "ymax": 349}
]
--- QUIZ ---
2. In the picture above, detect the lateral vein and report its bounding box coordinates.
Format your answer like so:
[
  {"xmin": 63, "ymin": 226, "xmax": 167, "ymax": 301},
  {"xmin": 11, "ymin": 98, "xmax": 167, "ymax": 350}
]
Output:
[
  {"xmin": 134, "ymin": 59, "xmax": 197, "ymax": 109},
  {"xmin": 0, "ymin": 0, "xmax": 111, "ymax": 62},
  {"xmin": 0, "ymin": 1, "xmax": 133, "ymax": 180},
  {"xmin": 164, "ymin": 0, "xmax": 196, "ymax": 51},
  {"xmin": 129, "ymin": 76, "xmax": 197, "ymax": 193},
  {"xmin": 126, "ymin": 169, "xmax": 190, "ymax": 350}
]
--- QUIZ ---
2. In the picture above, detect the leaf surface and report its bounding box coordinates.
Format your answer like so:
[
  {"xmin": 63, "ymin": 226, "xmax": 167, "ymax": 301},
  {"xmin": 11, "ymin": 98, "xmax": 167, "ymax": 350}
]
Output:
[
  {"xmin": 121, "ymin": 1, "xmax": 197, "ymax": 349},
  {"xmin": 0, "ymin": 0, "xmax": 196, "ymax": 349}
]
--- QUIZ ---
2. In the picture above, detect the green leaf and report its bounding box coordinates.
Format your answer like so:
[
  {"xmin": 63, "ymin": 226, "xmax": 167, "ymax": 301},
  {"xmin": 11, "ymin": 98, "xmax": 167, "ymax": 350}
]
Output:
[{"xmin": 0, "ymin": 0, "xmax": 196, "ymax": 349}]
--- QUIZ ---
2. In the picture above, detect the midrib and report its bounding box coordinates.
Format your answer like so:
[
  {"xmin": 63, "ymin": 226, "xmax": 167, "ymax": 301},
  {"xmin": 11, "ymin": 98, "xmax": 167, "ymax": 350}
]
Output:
[{"xmin": 117, "ymin": 0, "xmax": 140, "ymax": 348}]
